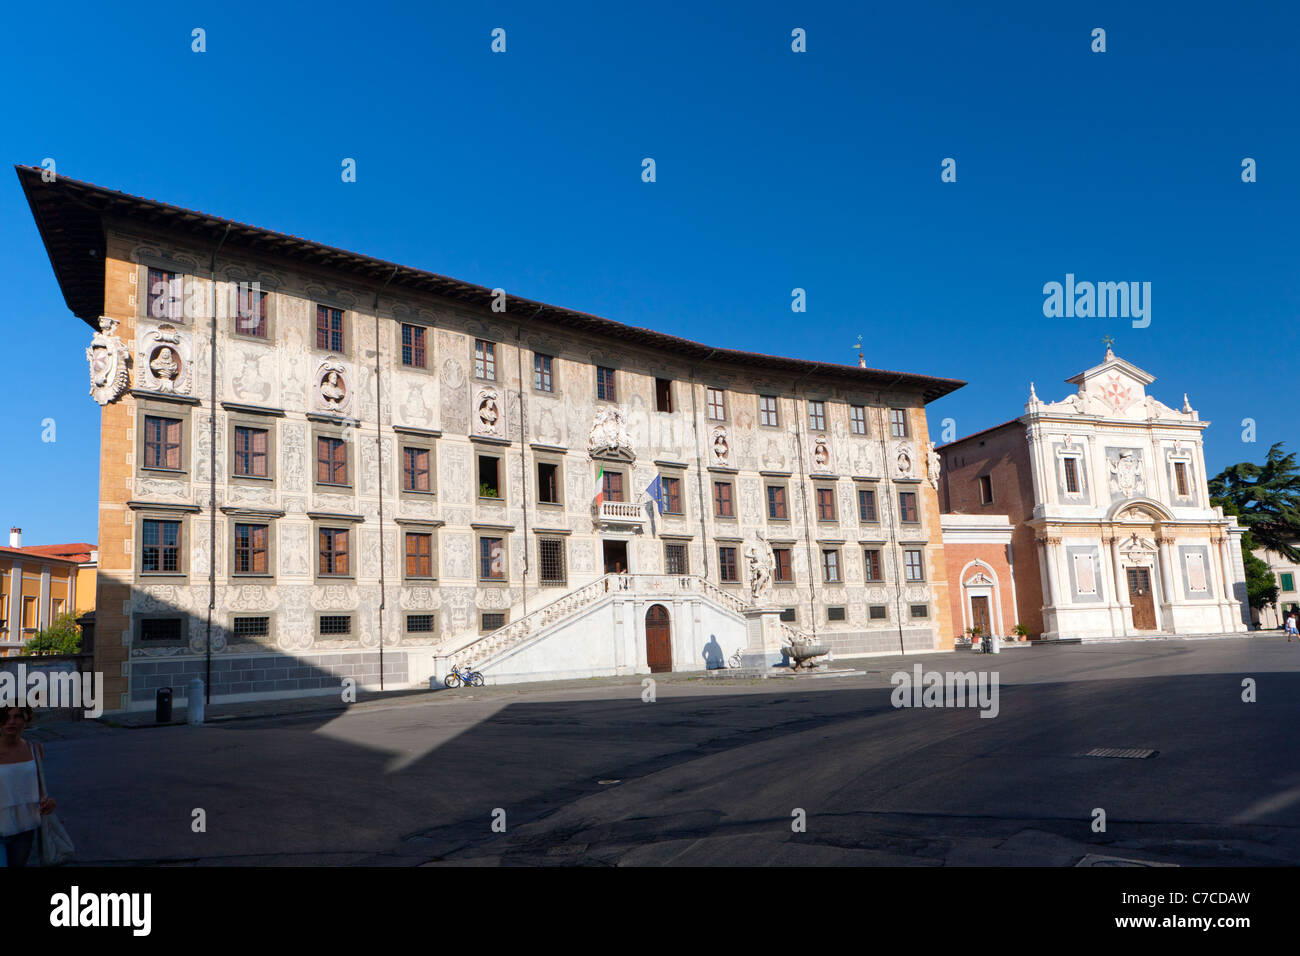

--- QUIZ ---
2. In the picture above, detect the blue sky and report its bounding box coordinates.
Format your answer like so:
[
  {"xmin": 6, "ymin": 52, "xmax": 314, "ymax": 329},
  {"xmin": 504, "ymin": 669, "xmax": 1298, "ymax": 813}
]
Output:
[{"xmin": 2, "ymin": 0, "xmax": 1296, "ymax": 544}]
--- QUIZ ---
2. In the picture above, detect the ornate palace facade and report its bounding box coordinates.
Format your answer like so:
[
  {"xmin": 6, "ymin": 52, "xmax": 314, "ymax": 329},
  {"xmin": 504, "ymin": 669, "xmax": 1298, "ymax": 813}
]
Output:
[{"xmin": 21, "ymin": 168, "xmax": 963, "ymax": 711}]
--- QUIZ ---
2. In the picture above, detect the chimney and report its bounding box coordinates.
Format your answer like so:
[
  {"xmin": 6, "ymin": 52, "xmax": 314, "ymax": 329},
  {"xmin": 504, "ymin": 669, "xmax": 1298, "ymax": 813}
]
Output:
[{"xmin": 9, "ymin": 528, "xmax": 20, "ymax": 548}]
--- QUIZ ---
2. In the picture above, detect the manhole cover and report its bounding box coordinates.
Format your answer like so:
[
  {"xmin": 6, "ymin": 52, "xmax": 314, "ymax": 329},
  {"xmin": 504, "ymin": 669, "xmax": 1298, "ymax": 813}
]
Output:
[
  {"xmin": 597, "ymin": 779, "xmax": 621, "ymax": 785},
  {"xmin": 1081, "ymin": 747, "xmax": 1158, "ymax": 759}
]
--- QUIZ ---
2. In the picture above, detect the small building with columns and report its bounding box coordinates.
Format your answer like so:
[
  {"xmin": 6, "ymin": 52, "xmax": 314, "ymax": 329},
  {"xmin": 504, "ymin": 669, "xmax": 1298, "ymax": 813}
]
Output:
[{"xmin": 939, "ymin": 345, "xmax": 1249, "ymax": 641}]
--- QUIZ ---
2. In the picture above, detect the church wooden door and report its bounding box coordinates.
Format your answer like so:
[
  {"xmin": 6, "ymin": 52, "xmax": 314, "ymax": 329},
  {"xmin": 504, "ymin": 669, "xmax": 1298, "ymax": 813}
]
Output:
[
  {"xmin": 645, "ymin": 605, "xmax": 672, "ymax": 673},
  {"xmin": 1127, "ymin": 568, "xmax": 1157, "ymax": 630},
  {"xmin": 970, "ymin": 596, "xmax": 992, "ymax": 637}
]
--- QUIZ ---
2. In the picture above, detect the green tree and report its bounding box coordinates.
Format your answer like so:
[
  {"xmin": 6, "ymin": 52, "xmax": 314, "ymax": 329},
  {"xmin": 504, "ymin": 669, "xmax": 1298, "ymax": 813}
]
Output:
[
  {"xmin": 1209, "ymin": 442, "xmax": 1300, "ymax": 562},
  {"xmin": 21, "ymin": 612, "xmax": 82, "ymax": 656},
  {"xmin": 1240, "ymin": 530, "xmax": 1280, "ymax": 614}
]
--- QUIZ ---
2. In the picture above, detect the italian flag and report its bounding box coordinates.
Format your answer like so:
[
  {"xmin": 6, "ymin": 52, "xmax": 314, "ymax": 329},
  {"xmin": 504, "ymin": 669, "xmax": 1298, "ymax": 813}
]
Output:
[{"xmin": 594, "ymin": 466, "xmax": 605, "ymax": 507}]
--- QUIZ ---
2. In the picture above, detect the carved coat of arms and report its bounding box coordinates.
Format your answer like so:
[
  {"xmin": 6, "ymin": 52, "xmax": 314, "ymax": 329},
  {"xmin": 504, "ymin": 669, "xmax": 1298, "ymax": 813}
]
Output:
[
  {"xmin": 588, "ymin": 407, "xmax": 634, "ymax": 460},
  {"xmin": 86, "ymin": 316, "xmax": 132, "ymax": 405}
]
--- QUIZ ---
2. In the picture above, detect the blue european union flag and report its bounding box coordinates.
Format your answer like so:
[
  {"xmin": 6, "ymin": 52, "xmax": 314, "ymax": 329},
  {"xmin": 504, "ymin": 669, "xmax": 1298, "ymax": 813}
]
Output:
[{"xmin": 646, "ymin": 474, "xmax": 666, "ymax": 515}]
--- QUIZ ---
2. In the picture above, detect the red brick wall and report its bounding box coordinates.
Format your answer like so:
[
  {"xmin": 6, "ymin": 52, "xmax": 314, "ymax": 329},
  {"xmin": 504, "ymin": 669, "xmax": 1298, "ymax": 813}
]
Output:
[
  {"xmin": 943, "ymin": 541, "xmax": 1020, "ymax": 639},
  {"xmin": 940, "ymin": 422, "xmax": 1044, "ymax": 637}
]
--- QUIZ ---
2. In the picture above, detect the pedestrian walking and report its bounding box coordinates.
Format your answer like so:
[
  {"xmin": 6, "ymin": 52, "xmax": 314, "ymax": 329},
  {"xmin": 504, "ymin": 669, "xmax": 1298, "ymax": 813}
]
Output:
[
  {"xmin": 0, "ymin": 706, "xmax": 57, "ymax": 866},
  {"xmin": 1286, "ymin": 612, "xmax": 1298, "ymax": 643}
]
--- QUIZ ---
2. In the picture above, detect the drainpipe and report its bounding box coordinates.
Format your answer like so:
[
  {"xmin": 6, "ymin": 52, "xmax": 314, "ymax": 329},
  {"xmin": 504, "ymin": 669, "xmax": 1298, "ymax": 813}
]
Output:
[
  {"xmin": 205, "ymin": 224, "xmax": 230, "ymax": 706},
  {"xmin": 515, "ymin": 321, "xmax": 532, "ymax": 618},
  {"xmin": 373, "ymin": 266, "xmax": 397, "ymax": 690},
  {"xmin": 792, "ymin": 367, "xmax": 817, "ymax": 640},
  {"xmin": 689, "ymin": 350, "xmax": 716, "ymax": 578},
  {"xmin": 877, "ymin": 402, "xmax": 907, "ymax": 655}
]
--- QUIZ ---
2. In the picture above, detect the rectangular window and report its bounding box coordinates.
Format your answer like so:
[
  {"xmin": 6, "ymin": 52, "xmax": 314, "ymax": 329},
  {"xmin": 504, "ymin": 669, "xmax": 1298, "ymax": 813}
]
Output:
[
  {"xmin": 141, "ymin": 618, "xmax": 183, "ymax": 642},
  {"xmin": 767, "ymin": 485, "xmax": 788, "ymax": 519},
  {"xmin": 317, "ymin": 437, "xmax": 348, "ymax": 486},
  {"xmin": 655, "ymin": 378, "xmax": 672, "ymax": 412},
  {"xmin": 662, "ymin": 476, "xmax": 682, "ymax": 514},
  {"xmin": 144, "ymin": 416, "xmax": 183, "ymax": 470},
  {"xmin": 233, "ymin": 426, "xmax": 269, "ymax": 478},
  {"xmin": 910, "ymin": 605, "xmax": 930, "ymax": 619},
  {"xmin": 233, "ymin": 523, "xmax": 269, "ymax": 574},
  {"xmin": 319, "ymin": 528, "xmax": 350, "ymax": 576},
  {"xmin": 759, "ymin": 395, "xmax": 779, "ymax": 427},
  {"xmin": 706, "ymin": 387, "xmax": 726, "ymax": 421},
  {"xmin": 665, "ymin": 543, "xmax": 688, "ymax": 575},
  {"xmin": 316, "ymin": 305, "xmax": 344, "ymax": 351},
  {"xmin": 899, "ymin": 491, "xmax": 919, "ymax": 523},
  {"xmin": 718, "ymin": 546, "xmax": 739, "ymax": 583},
  {"xmin": 869, "ymin": 605, "xmax": 889, "ymax": 621},
  {"xmin": 533, "ymin": 353, "xmax": 554, "ymax": 392},
  {"xmin": 401, "ymin": 324, "xmax": 427, "ymax": 368},
  {"xmin": 822, "ymin": 550, "xmax": 841, "ymax": 583},
  {"xmin": 1174, "ymin": 461, "xmax": 1189, "ymax": 497},
  {"xmin": 538, "ymin": 538, "xmax": 567, "ymax": 586},
  {"xmin": 714, "ymin": 481, "xmax": 734, "ymax": 517},
  {"xmin": 1280, "ymin": 572, "xmax": 1295, "ymax": 592},
  {"xmin": 405, "ymin": 532, "xmax": 434, "ymax": 578},
  {"xmin": 475, "ymin": 339, "xmax": 496, "ymax": 380},
  {"xmin": 22, "ymin": 596, "xmax": 37, "ymax": 630},
  {"xmin": 904, "ymin": 548, "xmax": 925, "ymax": 582},
  {"xmin": 850, "ymin": 405, "xmax": 867, "ymax": 435},
  {"xmin": 142, "ymin": 519, "xmax": 181, "ymax": 573},
  {"xmin": 816, "ymin": 487, "xmax": 836, "ymax": 521},
  {"xmin": 147, "ymin": 268, "xmax": 184, "ymax": 321},
  {"xmin": 403, "ymin": 446, "xmax": 431, "ymax": 492},
  {"xmin": 597, "ymin": 366, "xmax": 617, "ymax": 401},
  {"xmin": 979, "ymin": 474, "xmax": 993, "ymax": 504},
  {"xmin": 480, "ymin": 537, "xmax": 505, "ymax": 580},
  {"xmin": 808, "ymin": 401, "xmax": 826, "ymax": 432},
  {"xmin": 233, "ymin": 616, "xmax": 269, "ymax": 639},
  {"xmin": 479, "ymin": 456, "xmax": 501, "ymax": 498},
  {"xmin": 774, "ymin": 548, "xmax": 793, "ymax": 582},
  {"xmin": 864, "ymin": 548, "xmax": 883, "ymax": 582},
  {"xmin": 1063, "ymin": 457, "xmax": 1080, "ymax": 494},
  {"xmin": 407, "ymin": 613, "xmax": 436, "ymax": 634},
  {"xmin": 780, "ymin": 608, "xmax": 797, "ymax": 623},
  {"xmin": 827, "ymin": 606, "xmax": 846, "ymax": 622},
  {"xmin": 537, "ymin": 462, "xmax": 560, "ymax": 504},
  {"xmin": 319, "ymin": 615, "xmax": 352, "ymax": 637},
  {"xmin": 482, "ymin": 612, "xmax": 506, "ymax": 632},
  {"xmin": 858, "ymin": 488, "xmax": 877, "ymax": 522},
  {"xmin": 890, "ymin": 408, "xmax": 908, "ymax": 438},
  {"xmin": 603, "ymin": 471, "xmax": 624, "ymax": 503},
  {"xmin": 234, "ymin": 285, "xmax": 268, "ymax": 337}
]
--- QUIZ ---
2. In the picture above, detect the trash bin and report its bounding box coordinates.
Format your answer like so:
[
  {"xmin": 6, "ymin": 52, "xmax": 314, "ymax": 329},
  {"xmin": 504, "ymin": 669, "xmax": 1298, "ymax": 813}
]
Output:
[{"xmin": 156, "ymin": 687, "xmax": 173, "ymax": 723}]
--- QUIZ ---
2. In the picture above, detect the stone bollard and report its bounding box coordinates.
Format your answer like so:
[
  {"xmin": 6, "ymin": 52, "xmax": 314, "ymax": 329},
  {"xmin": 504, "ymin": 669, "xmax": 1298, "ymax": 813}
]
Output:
[{"xmin": 187, "ymin": 678, "xmax": 205, "ymax": 725}]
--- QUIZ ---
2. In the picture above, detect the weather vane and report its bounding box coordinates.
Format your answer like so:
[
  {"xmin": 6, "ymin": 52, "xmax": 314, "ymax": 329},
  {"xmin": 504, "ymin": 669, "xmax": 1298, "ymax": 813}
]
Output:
[
  {"xmin": 1103, "ymin": 334, "xmax": 1114, "ymax": 351},
  {"xmin": 853, "ymin": 334, "xmax": 865, "ymax": 368}
]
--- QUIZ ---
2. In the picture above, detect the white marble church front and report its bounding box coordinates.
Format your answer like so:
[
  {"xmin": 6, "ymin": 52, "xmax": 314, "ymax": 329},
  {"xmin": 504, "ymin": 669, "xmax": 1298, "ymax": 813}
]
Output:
[{"xmin": 1023, "ymin": 347, "xmax": 1250, "ymax": 640}]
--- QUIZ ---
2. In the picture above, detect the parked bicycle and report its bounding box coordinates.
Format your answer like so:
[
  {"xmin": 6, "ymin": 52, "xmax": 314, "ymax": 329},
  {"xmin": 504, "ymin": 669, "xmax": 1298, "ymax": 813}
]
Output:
[
  {"xmin": 729, "ymin": 649, "xmax": 744, "ymax": 668},
  {"xmin": 444, "ymin": 664, "xmax": 485, "ymax": 688}
]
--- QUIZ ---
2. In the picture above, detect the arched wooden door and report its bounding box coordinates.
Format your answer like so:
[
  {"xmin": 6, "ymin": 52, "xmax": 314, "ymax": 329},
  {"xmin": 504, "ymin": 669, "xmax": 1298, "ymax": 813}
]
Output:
[{"xmin": 645, "ymin": 605, "xmax": 672, "ymax": 673}]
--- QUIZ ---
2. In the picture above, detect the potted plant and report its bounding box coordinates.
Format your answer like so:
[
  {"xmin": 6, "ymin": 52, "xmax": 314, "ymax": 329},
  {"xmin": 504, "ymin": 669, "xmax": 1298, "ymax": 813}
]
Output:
[
  {"xmin": 966, "ymin": 624, "xmax": 982, "ymax": 649},
  {"xmin": 1012, "ymin": 623, "xmax": 1030, "ymax": 642}
]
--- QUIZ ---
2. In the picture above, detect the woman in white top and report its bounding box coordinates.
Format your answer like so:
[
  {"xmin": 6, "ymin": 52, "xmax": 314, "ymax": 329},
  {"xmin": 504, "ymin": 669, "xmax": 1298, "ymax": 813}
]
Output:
[{"xmin": 0, "ymin": 705, "xmax": 56, "ymax": 867}]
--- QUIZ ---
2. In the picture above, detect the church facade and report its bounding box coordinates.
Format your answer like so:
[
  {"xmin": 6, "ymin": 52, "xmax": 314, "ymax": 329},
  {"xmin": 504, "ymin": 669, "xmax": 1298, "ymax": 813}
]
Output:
[
  {"xmin": 20, "ymin": 167, "xmax": 963, "ymax": 712},
  {"xmin": 940, "ymin": 346, "xmax": 1250, "ymax": 641}
]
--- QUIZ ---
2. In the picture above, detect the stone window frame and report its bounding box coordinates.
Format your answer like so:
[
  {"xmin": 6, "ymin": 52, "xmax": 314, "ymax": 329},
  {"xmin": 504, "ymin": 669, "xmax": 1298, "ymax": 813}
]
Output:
[
  {"xmin": 978, "ymin": 474, "xmax": 994, "ymax": 505},
  {"xmin": 889, "ymin": 407, "xmax": 910, "ymax": 438},
  {"xmin": 477, "ymin": 533, "xmax": 510, "ymax": 584},
  {"xmin": 821, "ymin": 547, "xmax": 842, "ymax": 584},
  {"xmin": 399, "ymin": 321, "xmax": 434, "ymax": 373},
  {"xmin": 311, "ymin": 422, "xmax": 355, "ymax": 494},
  {"xmin": 473, "ymin": 338, "xmax": 499, "ymax": 383},
  {"xmin": 136, "ymin": 398, "xmax": 193, "ymax": 480},
  {"xmin": 657, "ymin": 465, "xmax": 687, "ymax": 516},
  {"xmin": 779, "ymin": 607, "xmax": 797, "ymax": 623},
  {"xmin": 903, "ymin": 547, "xmax": 927, "ymax": 583},
  {"xmin": 404, "ymin": 611, "xmax": 438, "ymax": 636},
  {"xmin": 533, "ymin": 352, "xmax": 557, "ymax": 393},
  {"xmin": 134, "ymin": 255, "xmax": 196, "ymax": 325},
  {"xmin": 713, "ymin": 479, "xmax": 736, "ymax": 519},
  {"xmin": 480, "ymin": 611, "xmax": 509, "ymax": 633},
  {"xmin": 535, "ymin": 453, "xmax": 564, "ymax": 509},
  {"xmin": 1165, "ymin": 447, "xmax": 1197, "ymax": 505},
  {"xmin": 849, "ymin": 404, "xmax": 868, "ymax": 436},
  {"xmin": 134, "ymin": 612, "xmax": 190, "ymax": 648},
  {"xmin": 814, "ymin": 482, "xmax": 838, "ymax": 522},
  {"xmin": 312, "ymin": 302, "xmax": 350, "ymax": 356},
  {"xmin": 228, "ymin": 516, "xmax": 277, "ymax": 581},
  {"xmin": 596, "ymin": 365, "xmax": 619, "ymax": 403},
  {"xmin": 772, "ymin": 546, "xmax": 795, "ymax": 583},
  {"xmin": 827, "ymin": 606, "xmax": 847, "ymax": 623},
  {"xmin": 227, "ymin": 409, "xmax": 278, "ymax": 486},
  {"xmin": 863, "ymin": 547, "xmax": 884, "ymax": 583},
  {"xmin": 135, "ymin": 509, "xmax": 191, "ymax": 582},
  {"xmin": 477, "ymin": 450, "xmax": 506, "ymax": 503},
  {"xmin": 664, "ymin": 540, "xmax": 689, "ymax": 575},
  {"xmin": 705, "ymin": 386, "xmax": 728, "ymax": 422},
  {"xmin": 227, "ymin": 278, "xmax": 279, "ymax": 343},
  {"xmin": 311, "ymin": 517, "xmax": 360, "ymax": 582},
  {"xmin": 600, "ymin": 467, "xmax": 628, "ymax": 504},
  {"xmin": 869, "ymin": 604, "xmax": 890, "ymax": 621},
  {"xmin": 398, "ymin": 437, "xmax": 437, "ymax": 500},
  {"xmin": 654, "ymin": 377, "xmax": 673, "ymax": 413},
  {"xmin": 536, "ymin": 535, "xmax": 568, "ymax": 587},
  {"xmin": 759, "ymin": 394, "xmax": 780, "ymax": 428},
  {"xmin": 718, "ymin": 545, "xmax": 740, "ymax": 583},
  {"xmin": 808, "ymin": 400, "xmax": 827, "ymax": 433},
  {"xmin": 230, "ymin": 612, "xmax": 276, "ymax": 644},
  {"xmin": 909, "ymin": 604, "xmax": 930, "ymax": 619},
  {"xmin": 856, "ymin": 482, "xmax": 880, "ymax": 524},
  {"xmin": 897, "ymin": 487, "xmax": 922, "ymax": 526},
  {"xmin": 1056, "ymin": 445, "xmax": 1088, "ymax": 501},
  {"xmin": 765, "ymin": 482, "xmax": 790, "ymax": 521},
  {"xmin": 401, "ymin": 524, "xmax": 439, "ymax": 583},
  {"xmin": 315, "ymin": 612, "xmax": 356, "ymax": 641}
]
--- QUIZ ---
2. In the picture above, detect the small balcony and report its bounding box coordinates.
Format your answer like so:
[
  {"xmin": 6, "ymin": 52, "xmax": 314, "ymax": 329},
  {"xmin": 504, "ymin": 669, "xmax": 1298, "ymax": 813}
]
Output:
[{"xmin": 597, "ymin": 500, "xmax": 645, "ymax": 528}]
